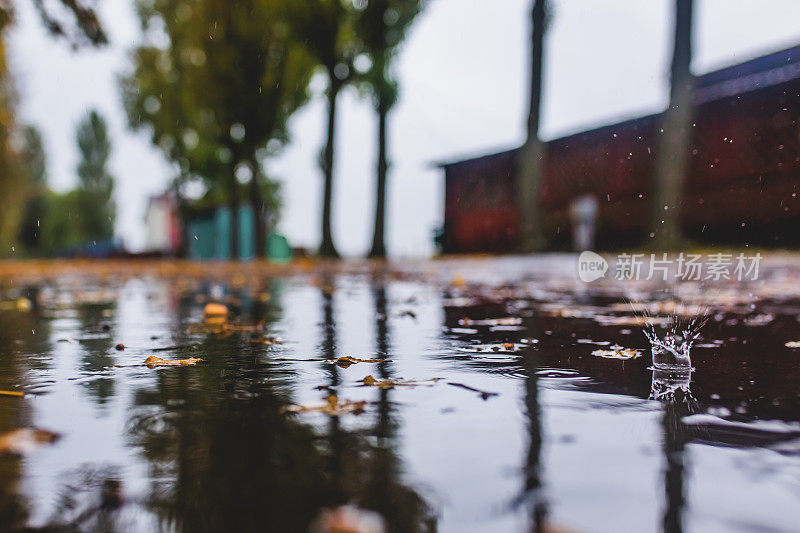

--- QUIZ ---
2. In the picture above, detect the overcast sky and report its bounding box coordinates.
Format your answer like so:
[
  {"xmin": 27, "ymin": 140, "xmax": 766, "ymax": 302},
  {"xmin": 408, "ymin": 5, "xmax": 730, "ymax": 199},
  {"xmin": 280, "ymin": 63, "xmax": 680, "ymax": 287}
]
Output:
[{"xmin": 10, "ymin": 0, "xmax": 800, "ymax": 257}]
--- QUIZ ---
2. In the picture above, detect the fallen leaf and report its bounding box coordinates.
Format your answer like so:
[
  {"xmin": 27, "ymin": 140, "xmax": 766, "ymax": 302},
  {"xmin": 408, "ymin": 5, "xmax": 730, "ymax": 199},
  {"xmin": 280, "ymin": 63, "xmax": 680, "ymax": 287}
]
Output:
[
  {"xmin": 592, "ymin": 347, "xmax": 642, "ymax": 360},
  {"xmin": 462, "ymin": 342, "xmax": 523, "ymax": 353},
  {"xmin": 458, "ymin": 317, "xmax": 522, "ymax": 327},
  {"xmin": 203, "ymin": 303, "xmax": 228, "ymax": 325},
  {"xmin": 282, "ymin": 395, "xmax": 367, "ymax": 416},
  {"xmin": 0, "ymin": 390, "xmax": 24, "ymax": 397},
  {"xmin": 0, "ymin": 428, "xmax": 60, "ymax": 455},
  {"xmin": 143, "ymin": 356, "xmax": 202, "ymax": 368},
  {"xmin": 326, "ymin": 356, "xmax": 391, "ymax": 368},
  {"xmin": 115, "ymin": 344, "xmax": 125, "ymax": 351},
  {"xmin": 361, "ymin": 375, "xmax": 440, "ymax": 389}
]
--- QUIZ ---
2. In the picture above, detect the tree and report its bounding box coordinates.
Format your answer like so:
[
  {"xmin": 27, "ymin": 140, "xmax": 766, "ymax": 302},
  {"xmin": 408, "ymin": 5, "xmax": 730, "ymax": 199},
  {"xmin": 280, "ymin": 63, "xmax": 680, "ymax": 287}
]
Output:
[
  {"xmin": 357, "ymin": 0, "xmax": 423, "ymax": 258},
  {"xmin": 0, "ymin": 5, "xmax": 28, "ymax": 252},
  {"xmin": 198, "ymin": 0, "xmax": 314, "ymax": 258},
  {"xmin": 32, "ymin": 0, "xmax": 107, "ymax": 46},
  {"xmin": 75, "ymin": 109, "xmax": 115, "ymax": 241},
  {"xmin": 650, "ymin": 0, "xmax": 694, "ymax": 249},
  {"xmin": 126, "ymin": 0, "xmax": 314, "ymax": 259},
  {"xmin": 517, "ymin": 0, "xmax": 548, "ymax": 253},
  {"xmin": 292, "ymin": 0, "xmax": 364, "ymax": 258},
  {"xmin": 18, "ymin": 126, "xmax": 48, "ymax": 252}
]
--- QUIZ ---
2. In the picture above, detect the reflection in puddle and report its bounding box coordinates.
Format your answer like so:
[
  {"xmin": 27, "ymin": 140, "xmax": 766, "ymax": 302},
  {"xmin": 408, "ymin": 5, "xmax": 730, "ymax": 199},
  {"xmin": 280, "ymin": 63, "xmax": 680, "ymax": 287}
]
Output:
[{"xmin": 0, "ymin": 259, "xmax": 800, "ymax": 531}]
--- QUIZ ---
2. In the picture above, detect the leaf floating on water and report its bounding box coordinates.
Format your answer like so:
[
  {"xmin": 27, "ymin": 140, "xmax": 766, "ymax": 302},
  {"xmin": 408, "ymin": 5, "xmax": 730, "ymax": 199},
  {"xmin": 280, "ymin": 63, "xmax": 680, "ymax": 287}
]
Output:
[
  {"xmin": 458, "ymin": 317, "xmax": 522, "ymax": 327},
  {"xmin": 0, "ymin": 390, "xmax": 24, "ymax": 397},
  {"xmin": 326, "ymin": 356, "xmax": 391, "ymax": 368},
  {"xmin": 282, "ymin": 395, "xmax": 367, "ymax": 416},
  {"xmin": 785, "ymin": 341, "xmax": 800, "ymax": 348},
  {"xmin": 361, "ymin": 375, "xmax": 441, "ymax": 389},
  {"xmin": 203, "ymin": 303, "xmax": 229, "ymax": 326},
  {"xmin": 463, "ymin": 342, "xmax": 523, "ymax": 353},
  {"xmin": 744, "ymin": 313, "xmax": 774, "ymax": 327},
  {"xmin": 143, "ymin": 356, "xmax": 202, "ymax": 368},
  {"xmin": 592, "ymin": 346, "xmax": 642, "ymax": 360},
  {"xmin": 0, "ymin": 428, "xmax": 60, "ymax": 455}
]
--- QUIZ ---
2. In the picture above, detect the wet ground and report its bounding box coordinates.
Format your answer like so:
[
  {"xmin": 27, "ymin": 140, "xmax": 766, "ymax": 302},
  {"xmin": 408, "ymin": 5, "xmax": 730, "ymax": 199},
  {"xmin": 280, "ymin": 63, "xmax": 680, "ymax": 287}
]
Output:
[{"xmin": 1, "ymin": 255, "xmax": 800, "ymax": 532}]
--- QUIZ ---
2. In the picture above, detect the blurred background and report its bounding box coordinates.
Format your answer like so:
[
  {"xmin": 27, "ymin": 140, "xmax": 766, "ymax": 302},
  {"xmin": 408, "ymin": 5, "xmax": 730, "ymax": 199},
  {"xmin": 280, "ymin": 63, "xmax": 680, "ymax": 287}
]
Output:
[{"xmin": 3, "ymin": 0, "xmax": 800, "ymax": 259}]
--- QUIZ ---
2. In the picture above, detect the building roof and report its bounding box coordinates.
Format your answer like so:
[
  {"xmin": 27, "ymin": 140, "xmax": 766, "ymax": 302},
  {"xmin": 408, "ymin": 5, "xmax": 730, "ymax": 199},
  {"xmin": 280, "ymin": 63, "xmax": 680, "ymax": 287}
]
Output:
[{"xmin": 436, "ymin": 42, "xmax": 800, "ymax": 170}]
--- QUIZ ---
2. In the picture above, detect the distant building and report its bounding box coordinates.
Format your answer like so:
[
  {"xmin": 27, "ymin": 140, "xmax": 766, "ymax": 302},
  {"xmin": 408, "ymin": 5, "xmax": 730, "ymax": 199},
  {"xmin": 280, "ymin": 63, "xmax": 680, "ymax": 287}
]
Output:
[
  {"xmin": 144, "ymin": 193, "xmax": 181, "ymax": 255},
  {"xmin": 437, "ymin": 43, "xmax": 800, "ymax": 253}
]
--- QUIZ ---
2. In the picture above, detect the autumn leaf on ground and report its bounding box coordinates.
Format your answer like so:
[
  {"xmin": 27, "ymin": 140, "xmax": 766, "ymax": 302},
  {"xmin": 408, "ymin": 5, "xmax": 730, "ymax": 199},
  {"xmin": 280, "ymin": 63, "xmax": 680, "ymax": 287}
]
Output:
[
  {"xmin": 282, "ymin": 395, "xmax": 367, "ymax": 416},
  {"xmin": 0, "ymin": 429, "xmax": 60, "ymax": 455},
  {"xmin": 143, "ymin": 356, "xmax": 202, "ymax": 368},
  {"xmin": 361, "ymin": 375, "xmax": 441, "ymax": 389}
]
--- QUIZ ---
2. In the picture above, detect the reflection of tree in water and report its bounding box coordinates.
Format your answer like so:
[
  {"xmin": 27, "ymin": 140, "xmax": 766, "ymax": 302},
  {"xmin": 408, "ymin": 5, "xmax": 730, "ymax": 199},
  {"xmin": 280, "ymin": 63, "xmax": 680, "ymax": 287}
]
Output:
[
  {"xmin": 360, "ymin": 280, "xmax": 436, "ymax": 532},
  {"xmin": 520, "ymin": 314, "xmax": 547, "ymax": 533},
  {"xmin": 652, "ymin": 370, "xmax": 696, "ymax": 533},
  {"xmin": 122, "ymin": 276, "xmax": 433, "ymax": 531},
  {"xmin": 76, "ymin": 301, "xmax": 117, "ymax": 407},
  {"xmin": 0, "ymin": 293, "xmax": 53, "ymax": 529}
]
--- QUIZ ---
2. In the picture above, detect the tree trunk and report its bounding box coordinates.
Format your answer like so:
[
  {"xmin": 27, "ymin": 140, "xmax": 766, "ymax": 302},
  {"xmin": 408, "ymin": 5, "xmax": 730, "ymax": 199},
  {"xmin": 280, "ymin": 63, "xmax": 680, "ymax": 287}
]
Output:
[
  {"xmin": 651, "ymin": 0, "xmax": 694, "ymax": 249},
  {"xmin": 518, "ymin": 0, "xmax": 547, "ymax": 253},
  {"xmin": 368, "ymin": 100, "xmax": 389, "ymax": 258},
  {"xmin": 227, "ymin": 170, "xmax": 239, "ymax": 261},
  {"xmin": 248, "ymin": 158, "xmax": 266, "ymax": 259},
  {"xmin": 319, "ymin": 74, "xmax": 341, "ymax": 258}
]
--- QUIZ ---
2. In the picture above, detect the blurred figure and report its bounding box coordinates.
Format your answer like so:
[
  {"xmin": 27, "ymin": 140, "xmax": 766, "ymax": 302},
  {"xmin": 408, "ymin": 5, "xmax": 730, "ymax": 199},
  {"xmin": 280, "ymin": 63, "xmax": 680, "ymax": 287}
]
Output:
[{"xmin": 569, "ymin": 194, "xmax": 598, "ymax": 251}]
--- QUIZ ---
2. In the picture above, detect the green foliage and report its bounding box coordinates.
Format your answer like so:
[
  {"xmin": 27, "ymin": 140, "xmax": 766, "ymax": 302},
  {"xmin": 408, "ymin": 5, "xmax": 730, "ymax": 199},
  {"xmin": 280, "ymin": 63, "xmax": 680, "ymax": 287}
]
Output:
[
  {"xmin": 75, "ymin": 109, "xmax": 115, "ymax": 242},
  {"xmin": 355, "ymin": 0, "xmax": 423, "ymax": 110},
  {"xmin": 124, "ymin": 0, "xmax": 315, "ymax": 217},
  {"xmin": 0, "ymin": 6, "xmax": 28, "ymax": 253},
  {"xmin": 32, "ymin": 0, "xmax": 107, "ymax": 47},
  {"xmin": 18, "ymin": 126, "xmax": 48, "ymax": 252},
  {"xmin": 39, "ymin": 189, "xmax": 85, "ymax": 252}
]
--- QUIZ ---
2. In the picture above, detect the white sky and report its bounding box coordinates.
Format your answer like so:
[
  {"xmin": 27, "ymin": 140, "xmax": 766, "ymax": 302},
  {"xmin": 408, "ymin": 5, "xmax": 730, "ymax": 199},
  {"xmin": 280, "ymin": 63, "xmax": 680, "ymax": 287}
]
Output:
[{"xmin": 10, "ymin": 0, "xmax": 800, "ymax": 257}]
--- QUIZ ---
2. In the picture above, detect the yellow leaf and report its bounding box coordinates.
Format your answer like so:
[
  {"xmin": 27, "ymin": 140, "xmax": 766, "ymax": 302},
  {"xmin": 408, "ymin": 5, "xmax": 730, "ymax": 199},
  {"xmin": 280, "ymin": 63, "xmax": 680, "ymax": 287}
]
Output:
[{"xmin": 143, "ymin": 356, "xmax": 202, "ymax": 368}]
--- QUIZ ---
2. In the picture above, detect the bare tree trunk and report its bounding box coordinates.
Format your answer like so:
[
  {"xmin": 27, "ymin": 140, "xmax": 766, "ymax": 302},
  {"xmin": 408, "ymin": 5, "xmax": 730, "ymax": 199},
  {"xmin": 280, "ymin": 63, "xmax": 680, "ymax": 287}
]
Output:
[
  {"xmin": 651, "ymin": 0, "xmax": 694, "ymax": 249},
  {"xmin": 368, "ymin": 99, "xmax": 389, "ymax": 258},
  {"xmin": 518, "ymin": 0, "xmax": 547, "ymax": 253},
  {"xmin": 320, "ymin": 73, "xmax": 341, "ymax": 258},
  {"xmin": 248, "ymin": 158, "xmax": 266, "ymax": 259}
]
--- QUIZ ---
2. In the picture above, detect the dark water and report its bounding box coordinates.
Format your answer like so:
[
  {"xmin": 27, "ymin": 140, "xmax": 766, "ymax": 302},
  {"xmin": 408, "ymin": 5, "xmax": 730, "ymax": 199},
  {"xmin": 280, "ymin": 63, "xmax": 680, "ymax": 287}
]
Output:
[{"xmin": 1, "ymin": 256, "xmax": 799, "ymax": 532}]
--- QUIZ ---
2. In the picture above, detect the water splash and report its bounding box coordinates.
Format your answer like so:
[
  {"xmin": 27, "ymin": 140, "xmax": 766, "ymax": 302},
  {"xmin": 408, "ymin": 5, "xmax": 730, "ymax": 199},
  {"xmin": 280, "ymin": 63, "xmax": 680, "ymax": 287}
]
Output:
[{"xmin": 626, "ymin": 297, "xmax": 709, "ymax": 371}]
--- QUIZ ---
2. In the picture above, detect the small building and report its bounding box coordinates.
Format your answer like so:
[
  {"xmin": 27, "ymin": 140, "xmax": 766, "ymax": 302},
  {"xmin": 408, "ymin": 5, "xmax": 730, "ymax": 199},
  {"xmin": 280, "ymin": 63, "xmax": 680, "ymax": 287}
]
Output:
[
  {"xmin": 144, "ymin": 193, "xmax": 182, "ymax": 256},
  {"xmin": 437, "ymin": 43, "xmax": 800, "ymax": 253},
  {"xmin": 186, "ymin": 206, "xmax": 256, "ymax": 261}
]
